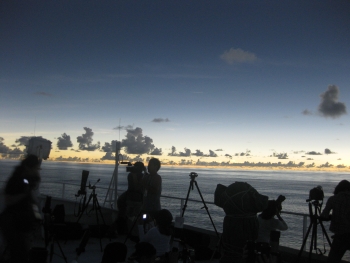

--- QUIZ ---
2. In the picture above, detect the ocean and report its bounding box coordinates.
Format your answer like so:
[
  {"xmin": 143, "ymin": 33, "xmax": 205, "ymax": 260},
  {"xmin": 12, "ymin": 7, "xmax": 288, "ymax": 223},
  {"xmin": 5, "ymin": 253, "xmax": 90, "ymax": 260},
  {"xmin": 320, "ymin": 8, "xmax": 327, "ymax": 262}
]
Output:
[{"xmin": 1, "ymin": 159, "xmax": 350, "ymax": 260}]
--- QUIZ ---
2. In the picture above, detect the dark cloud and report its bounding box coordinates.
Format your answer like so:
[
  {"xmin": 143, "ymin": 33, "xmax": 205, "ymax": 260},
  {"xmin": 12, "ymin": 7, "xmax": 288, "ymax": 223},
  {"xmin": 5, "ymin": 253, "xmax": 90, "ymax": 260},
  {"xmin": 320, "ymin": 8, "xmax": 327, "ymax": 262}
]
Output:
[
  {"xmin": 318, "ymin": 85, "xmax": 347, "ymax": 118},
  {"xmin": 208, "ymin": 150, "xmax": 217, "ymax": 157},
  {"xmin": 168, "ymin": 146, "xmax": 177, "ymax": 156},
  {"xmin": 306, "ymin": 151, "xmax": 322, "ymax": 155},
  {"xmin": 192, "ymin": 150, "xmax": 204, "ymax": 156},
  {"xmin": 101, "ymin": 152, "xmax": 115, "ymax": 160},
  {"xmin": 76, "ymin": 127, "xmax": 100, "ymax": 151},
  {"xmin": 57, "ymin": 133, "xmax": 73, "ymax": 150},
  {"xmin": 302, "ymin": 109, "xmax": 312, "ymax": 116},
  {"xmin": 272, "ymin": 153, "xmax": 288, "ymax": 159},
  {"xmin": 225, "ymin": 154, "xmax": 232, "ymax": 158},
  {"xmin": 121, "ymin": 127, "xmax": 155, "ymax": 154},
  {"xmin": 113, "ymin": 124, "xmax": 134, "ymax": 130},
  {"xmin": 101, "ymin": 140, "xmax": 119, "ymax": 153},
  {"xmin": 179, "ymin": 148, "xmax": 191, "ymax": 157},
  {"xmin": 150, "ymin": 148, "xmax": 163, "ymax": 155},
  {"xmin": 0, "ymin": 137, "xmax": 11, "ymax": 153},
  {"xmin": 325, "ymin": 148, "xmax": 335, "ymax": 154},
  {"xmin": 215, "ymin": 149, "xmax": 223, "ymax": 151},
  {"xmin": 15, "ymin": 136, "xmax": 34, "ymax": 146},
  {"xmin": 152, "ymin": 118, "xmax": 170, "ymax": 123},
  {"xmin": 34, "ymin": 91, "xmax": 52, "ymax": 96}
]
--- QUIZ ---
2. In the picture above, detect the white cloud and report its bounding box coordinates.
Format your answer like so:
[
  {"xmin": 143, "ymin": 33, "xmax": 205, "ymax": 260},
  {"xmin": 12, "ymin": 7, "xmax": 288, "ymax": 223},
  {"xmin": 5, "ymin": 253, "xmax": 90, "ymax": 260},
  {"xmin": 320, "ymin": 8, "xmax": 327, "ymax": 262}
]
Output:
[{"xmin": 220, "ymin": 47, "xmax": 257, "ymax": 64}]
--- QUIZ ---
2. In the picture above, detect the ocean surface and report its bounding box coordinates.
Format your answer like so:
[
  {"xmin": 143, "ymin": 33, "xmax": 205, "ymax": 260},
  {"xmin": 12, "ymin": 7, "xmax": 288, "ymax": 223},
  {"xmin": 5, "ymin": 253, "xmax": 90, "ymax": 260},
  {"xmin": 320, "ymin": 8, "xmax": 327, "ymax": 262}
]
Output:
[{"xmin": 1, "ymin": 159, "xmax": 350, "ymax": 260}]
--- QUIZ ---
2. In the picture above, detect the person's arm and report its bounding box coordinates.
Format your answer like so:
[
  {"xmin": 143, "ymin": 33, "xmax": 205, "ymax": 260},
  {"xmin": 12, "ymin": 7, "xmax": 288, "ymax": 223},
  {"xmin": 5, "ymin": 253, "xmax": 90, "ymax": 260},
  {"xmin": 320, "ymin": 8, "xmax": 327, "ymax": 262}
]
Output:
[
  {"xmin": 320, "ymin": 196, "xmax": 334, "ymax": 219},
  {"xmin": 147, "ymin": 175, "xmax": 161, "ymax": 194},
  {"xmin": 275, "ymin": 214, "xmax": 288, "ymax": 230}
]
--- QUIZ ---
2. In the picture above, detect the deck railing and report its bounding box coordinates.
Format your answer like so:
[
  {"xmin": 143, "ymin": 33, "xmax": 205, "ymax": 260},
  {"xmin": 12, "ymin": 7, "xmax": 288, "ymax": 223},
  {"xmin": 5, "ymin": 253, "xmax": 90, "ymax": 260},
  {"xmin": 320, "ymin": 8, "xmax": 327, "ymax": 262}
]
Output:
[{"xmin": 0, "ymin": 180, "xmax": 310, "ymax": 240}]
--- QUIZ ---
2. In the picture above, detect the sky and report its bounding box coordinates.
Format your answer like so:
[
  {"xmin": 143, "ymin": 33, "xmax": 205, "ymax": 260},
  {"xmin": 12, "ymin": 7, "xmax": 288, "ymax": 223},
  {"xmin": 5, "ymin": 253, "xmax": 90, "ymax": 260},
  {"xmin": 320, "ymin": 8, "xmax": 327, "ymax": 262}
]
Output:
[{"xmin": 1, "ymin": 0, "xmax": 350, "ymax": 168}]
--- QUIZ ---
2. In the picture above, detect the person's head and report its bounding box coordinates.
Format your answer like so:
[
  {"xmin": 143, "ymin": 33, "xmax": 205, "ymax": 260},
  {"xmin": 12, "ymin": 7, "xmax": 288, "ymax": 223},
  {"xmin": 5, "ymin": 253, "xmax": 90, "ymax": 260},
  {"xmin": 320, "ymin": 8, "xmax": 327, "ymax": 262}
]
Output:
[
  {"xmin": 129, "ymin": 242, "xmax": 156, "ymax": 263},
  {"xmin": 155, "ymin": 209, "xmax": 173, "ymax": 236},
  {"xmin": 18, "ymin": 154, "xmax": 41, "ymax": 187},
  {"xmin": 334, "ymin": 180, "xmax": 350, "ymax": 195},
  {"xmin": 147, "ymin": 158, "xmax": 161, "ymax": 174},
  {"xmin": 133, "ymin": 162, "xmax": 145, "ymax": 174},
  {"xmin": 260, "ymin": 200, "xmax": 278, "ymax": 220}
]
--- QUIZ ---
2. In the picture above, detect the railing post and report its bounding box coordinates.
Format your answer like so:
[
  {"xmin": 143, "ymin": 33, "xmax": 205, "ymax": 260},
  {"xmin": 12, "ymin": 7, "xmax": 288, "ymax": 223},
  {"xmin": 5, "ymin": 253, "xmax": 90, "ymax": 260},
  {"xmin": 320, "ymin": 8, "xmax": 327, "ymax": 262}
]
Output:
[
  {"xmin": 303, "ymin": 215, "xmax": 308, "ymax": 251},
  {"xmin": 62, "ymin": 183, "xmax": 66, "ymax": 199}
]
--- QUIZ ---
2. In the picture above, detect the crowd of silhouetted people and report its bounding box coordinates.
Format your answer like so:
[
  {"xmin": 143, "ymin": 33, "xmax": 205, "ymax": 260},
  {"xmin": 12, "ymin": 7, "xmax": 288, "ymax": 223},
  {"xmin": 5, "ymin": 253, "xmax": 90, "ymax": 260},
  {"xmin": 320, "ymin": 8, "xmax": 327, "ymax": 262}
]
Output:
[{"xmin": 1, "ymin": 155, "xmax": 350, "ymax": 263}]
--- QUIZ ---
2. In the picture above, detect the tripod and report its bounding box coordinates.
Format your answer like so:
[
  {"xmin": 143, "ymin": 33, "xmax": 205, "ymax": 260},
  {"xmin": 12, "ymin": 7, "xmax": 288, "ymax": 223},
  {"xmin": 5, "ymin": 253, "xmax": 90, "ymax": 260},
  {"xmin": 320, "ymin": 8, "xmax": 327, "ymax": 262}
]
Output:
[
  {"xmin": 182, "ymin": 172, "xmax": 219, "ymax": 237},
  {"xmin": 296, "ymin": 200, "xmax": 332, "ymax": 263},
  {"xmin": 76, "ymin": 179, "xmax": 106, "ymax": 251}
]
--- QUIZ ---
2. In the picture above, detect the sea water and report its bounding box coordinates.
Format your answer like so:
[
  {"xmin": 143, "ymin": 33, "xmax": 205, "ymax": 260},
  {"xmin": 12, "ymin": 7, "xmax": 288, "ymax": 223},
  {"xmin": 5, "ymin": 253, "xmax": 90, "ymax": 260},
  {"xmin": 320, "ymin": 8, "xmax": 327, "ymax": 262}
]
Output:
[{"xmin": 1, "ymin": 159, "xmax": 350, "ymax": 260}]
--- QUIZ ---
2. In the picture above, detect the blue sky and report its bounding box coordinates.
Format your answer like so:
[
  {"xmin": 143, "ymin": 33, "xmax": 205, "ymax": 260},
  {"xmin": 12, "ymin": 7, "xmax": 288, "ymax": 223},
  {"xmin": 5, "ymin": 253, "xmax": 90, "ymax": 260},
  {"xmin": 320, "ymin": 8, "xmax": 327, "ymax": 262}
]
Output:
[{"xmin": 1, "ymin": 0, "xmax": 349, "ymax": 167}]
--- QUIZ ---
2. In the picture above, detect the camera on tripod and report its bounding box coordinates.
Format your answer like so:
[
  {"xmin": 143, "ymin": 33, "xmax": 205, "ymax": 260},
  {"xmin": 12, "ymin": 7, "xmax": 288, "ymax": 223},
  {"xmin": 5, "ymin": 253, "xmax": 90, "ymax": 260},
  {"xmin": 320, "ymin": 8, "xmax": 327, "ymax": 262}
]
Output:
[
  {"xmin": 189, "ymin": 172, "xmax": 198, "ymax": 180},
  {"xmin": 306, "ymin": 185, "xmax": 324, "ymax": 202},
  {"xmin": 121, "ymin": 161, "xmax": 144, "ymax": 173}
]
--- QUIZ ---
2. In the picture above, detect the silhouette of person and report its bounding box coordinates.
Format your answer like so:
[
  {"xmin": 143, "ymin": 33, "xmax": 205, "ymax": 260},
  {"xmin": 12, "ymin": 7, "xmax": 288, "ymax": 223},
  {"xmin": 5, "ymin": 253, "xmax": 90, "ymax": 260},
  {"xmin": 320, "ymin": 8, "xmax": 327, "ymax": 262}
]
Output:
[
  {"xmin": 321, "ymin": 180, "xmax": 350, "ymax": 263},
  {"xmin": 140, "ymin": 209, "xmax": 173, "ymax": 257},
  {"xmin": 1, "ymin": 155, "xmax": 42, "ymax": 263},
  {"xmin": 256, "ymin": 198, "xmax": 288, "ymax": 244},
  {"xmin": 141, "ymin": 158, "xmax": 162, "ymax": 218}
]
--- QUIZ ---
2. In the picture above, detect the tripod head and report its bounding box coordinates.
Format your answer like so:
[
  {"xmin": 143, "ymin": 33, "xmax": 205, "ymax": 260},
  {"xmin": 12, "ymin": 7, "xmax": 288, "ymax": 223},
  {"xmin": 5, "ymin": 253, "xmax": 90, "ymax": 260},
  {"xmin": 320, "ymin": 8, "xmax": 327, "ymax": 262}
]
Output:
[{"xmin": 89, "ymin": 179, "xmax": 100, "ymax": 190}]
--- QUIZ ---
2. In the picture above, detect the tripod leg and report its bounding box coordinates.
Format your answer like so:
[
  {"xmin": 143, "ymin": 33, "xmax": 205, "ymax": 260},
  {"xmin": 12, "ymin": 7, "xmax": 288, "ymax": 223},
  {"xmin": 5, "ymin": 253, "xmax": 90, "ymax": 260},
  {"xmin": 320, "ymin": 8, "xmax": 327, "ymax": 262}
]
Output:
[
  {"xmin": 55, "ymin": 239, "xmax": 68, "ymax": 263},
  {"xmin": 77, "ymin": 193, "xmax": 93, "ymax": 223},
  {"xmin": 182, "ymin": 181, "xmax": 193, "ymax": 217},
  {"xmin": 296, "ymin": 221, "xmax": 313, "ymax": 260},
  {"xmin": 194, "ymin": 181, "xmax": 219, "ymax": 237},
  {"xmin": 319, "ymin": 220, "xmax": 332, "ymax": 246},
  {"xmin": 124, "ymin": 210, "xmax": 142, "ymax": 243}
]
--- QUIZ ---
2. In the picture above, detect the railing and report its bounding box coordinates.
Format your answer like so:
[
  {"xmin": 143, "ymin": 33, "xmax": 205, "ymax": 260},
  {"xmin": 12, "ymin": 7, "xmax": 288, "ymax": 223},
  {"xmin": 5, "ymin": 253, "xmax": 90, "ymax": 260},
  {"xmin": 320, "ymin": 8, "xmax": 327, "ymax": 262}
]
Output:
[{"xmin": 0, "ymin": 180, "xmax": 310, "ymax": 239}]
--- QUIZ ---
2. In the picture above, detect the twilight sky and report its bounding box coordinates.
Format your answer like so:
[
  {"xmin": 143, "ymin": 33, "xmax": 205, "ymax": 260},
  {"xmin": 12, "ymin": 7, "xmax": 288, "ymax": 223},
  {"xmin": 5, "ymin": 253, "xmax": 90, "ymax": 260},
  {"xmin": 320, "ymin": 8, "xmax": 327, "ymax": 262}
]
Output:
[{"xmin": 1, "ymin": 0, "xmax": 349, "ymax": 167}]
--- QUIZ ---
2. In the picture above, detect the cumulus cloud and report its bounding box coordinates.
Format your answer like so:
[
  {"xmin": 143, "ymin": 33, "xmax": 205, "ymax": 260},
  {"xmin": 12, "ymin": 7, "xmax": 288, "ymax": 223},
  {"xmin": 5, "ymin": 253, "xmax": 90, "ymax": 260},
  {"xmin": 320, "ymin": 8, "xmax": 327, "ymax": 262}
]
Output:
[
  {"xmin": 220, "ymin": 47, "xmax": 257, "ymax": 64},
  {"xmin": 192, "ymin": 150, "xmax": 204, "ymax": 156},
  {"xmin": 215, "ymin": 149, "xmax": 223, "ymax": 151},
  {"xmin": 101, "ymin": 140, "xmax": 119, "ymax": 153},
  {"xmin": 179, "ymin": 148, "xmax": 191, "ymax": 157},
  {"xmin": 168, "ymin": 146, "xmax": 177, "ymax": 156},
  {"xmin": 57, "ymin": 133, "xmax": 73, "ymax": 150},
  {"xmin": 150, "ymin": 148, "xmax": 163, "ymax": 155},
  {"xmin": 152, "ymin": 118, "xmax": 170, "ymax": 123},
  {"xmin": 15, "ymin": 136, "xmax": 33, "ymax": 146},
  {"xmin": 225, "ymin": 154, "xmax": 232, "ymax": 158},
  {"xmin": 76, "ymin": 127, "xmax": 100, "ymax": 151},
  {"xmin": 0, "ymin": 137, "xmax": 11, "ymax": 153},
  {"xmin": 101, "ymin": 152, "xmax": 115, "ymax": 160},
  {"xmin": 121, "ymin": 127, "xmax": 155, "ymax": 154},
  {"xmin": 306, "ymin": 151, "xmax": 322, "ymax": 155},
  {"xmin": 325, "ymin": 148, "xmax": 335, "ymax": 154},
  {"xmin": 318, "ymin": 85, "xmax": 347, "ymax": 118},
  {"xmin": 208, "ymin": 150, "xmax": 218, "ymax": 157}
]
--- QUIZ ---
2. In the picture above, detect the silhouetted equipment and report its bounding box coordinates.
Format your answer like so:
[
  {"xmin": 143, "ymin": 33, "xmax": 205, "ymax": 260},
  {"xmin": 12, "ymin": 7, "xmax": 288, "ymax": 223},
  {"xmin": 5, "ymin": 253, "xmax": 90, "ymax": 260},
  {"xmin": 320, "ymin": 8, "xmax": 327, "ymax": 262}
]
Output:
[
  {"xmin": 76, "ymin": 179, "xmax": 106, "ymax": 251},
  {"xmin": 296, "ymin": 186, "xmax": 331, "ymax": 263}
]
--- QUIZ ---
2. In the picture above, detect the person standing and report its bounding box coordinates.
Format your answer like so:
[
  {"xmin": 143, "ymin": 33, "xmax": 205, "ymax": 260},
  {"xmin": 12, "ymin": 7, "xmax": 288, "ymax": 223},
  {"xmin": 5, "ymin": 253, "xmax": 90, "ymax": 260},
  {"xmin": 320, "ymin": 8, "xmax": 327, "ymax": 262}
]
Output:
[
  {"xmin": 321, "ymin": 180, "xmax": 350, "ymax": 263},
  {"xmin": 142, "ymin": 158, "xmax": 162, "ymax": 218},
  {"xmin": 1, "ymin": 155, "xmax": 42, "ymax": 263}
]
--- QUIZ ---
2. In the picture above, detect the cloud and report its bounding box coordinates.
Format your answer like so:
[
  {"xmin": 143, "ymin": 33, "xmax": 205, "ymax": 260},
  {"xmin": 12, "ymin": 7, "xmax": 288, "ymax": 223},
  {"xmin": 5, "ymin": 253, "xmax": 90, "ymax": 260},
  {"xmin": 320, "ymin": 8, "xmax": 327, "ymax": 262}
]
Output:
[
  {"xmin": 306, "ymin": 151, "xmax": 322, "ymax": 155},
  {"xmin": 208, "ymin": 150, "xmax": 218, "ymax": 157},
  {"xmin": 121, "ymin": 127, "xmax": 155, "ymax": 154},
  {"xmin": 113, "ymin": 124, "xmax": 134, "ymax": 130},
  {"xmin": 192, "ymin": 150, "xmax": 204, "ymax": 156},
  {"xmin": 220, "ymin": 47, "xmax": 257, "ymax": 64},
  {"xmin": 179, "ymin": 148, "xmax": 191, "ymax": 157},
  {"xmin": 57, "ymin": 133, "xmax": 73, "ymax": 150},
  {"xmin": 225, "ymin": 154, "xmax": 232, "ymax": 158},
  {"xmin": 76, "ymin": 127, "xmax": 100, "ymax": 151},
  {"xmin": 101, "ymin": 152, "xmax": 115, "ymax": 160},
  {"xmin": 0, "ymin": 137, "xmax": 11, "ymax": 153},
  {"xmin": 325, "ymin": 148, "xmax": 336, "ymax": 154},
  {"xmin": 302, "ymin": 109, "xmax": 312, "ymax": 116},
  {"xmin": 34, "ymin": 91, "xmax": 52, "ymax": 96},
  {"xmin": 168, "ymin": 146, "xmax": 177, "ymax": 156},
  {"xmin": 152, "ymin": 118, "xmax": 170, "ymax": 123},
  {"xmin": 101, "ymin": 140, "xmax": 119, "ymax": 153},
  {"xmin": 150, "ymin": 148, "xmax": 163, "ymax": 155},
  {"xmin": 15, "ymin": 136, "xmax": 34, "ymax": 146},
  {"xmin": 215, "ymin": 149, "xmax": 223, "ymax": 151},
  {"xmin": 318, "ymin": 85, "xmax": 347, "ymax": 118}
]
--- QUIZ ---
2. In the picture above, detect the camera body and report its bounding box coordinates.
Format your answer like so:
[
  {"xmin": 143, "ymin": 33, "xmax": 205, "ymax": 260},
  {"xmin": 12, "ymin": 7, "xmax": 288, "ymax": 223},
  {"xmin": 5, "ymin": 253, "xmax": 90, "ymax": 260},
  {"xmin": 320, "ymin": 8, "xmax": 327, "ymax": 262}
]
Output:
[
  {"xmin": 308, "ymin": 186, "xmax": 324, "ymax": 201},
  {"xmin": 189, "ymin": 172, "xmax": 198, "ymax": 180},
  {"xmin": 124, "ymin": 162, "xmax": 144, "ymax": 173}
]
